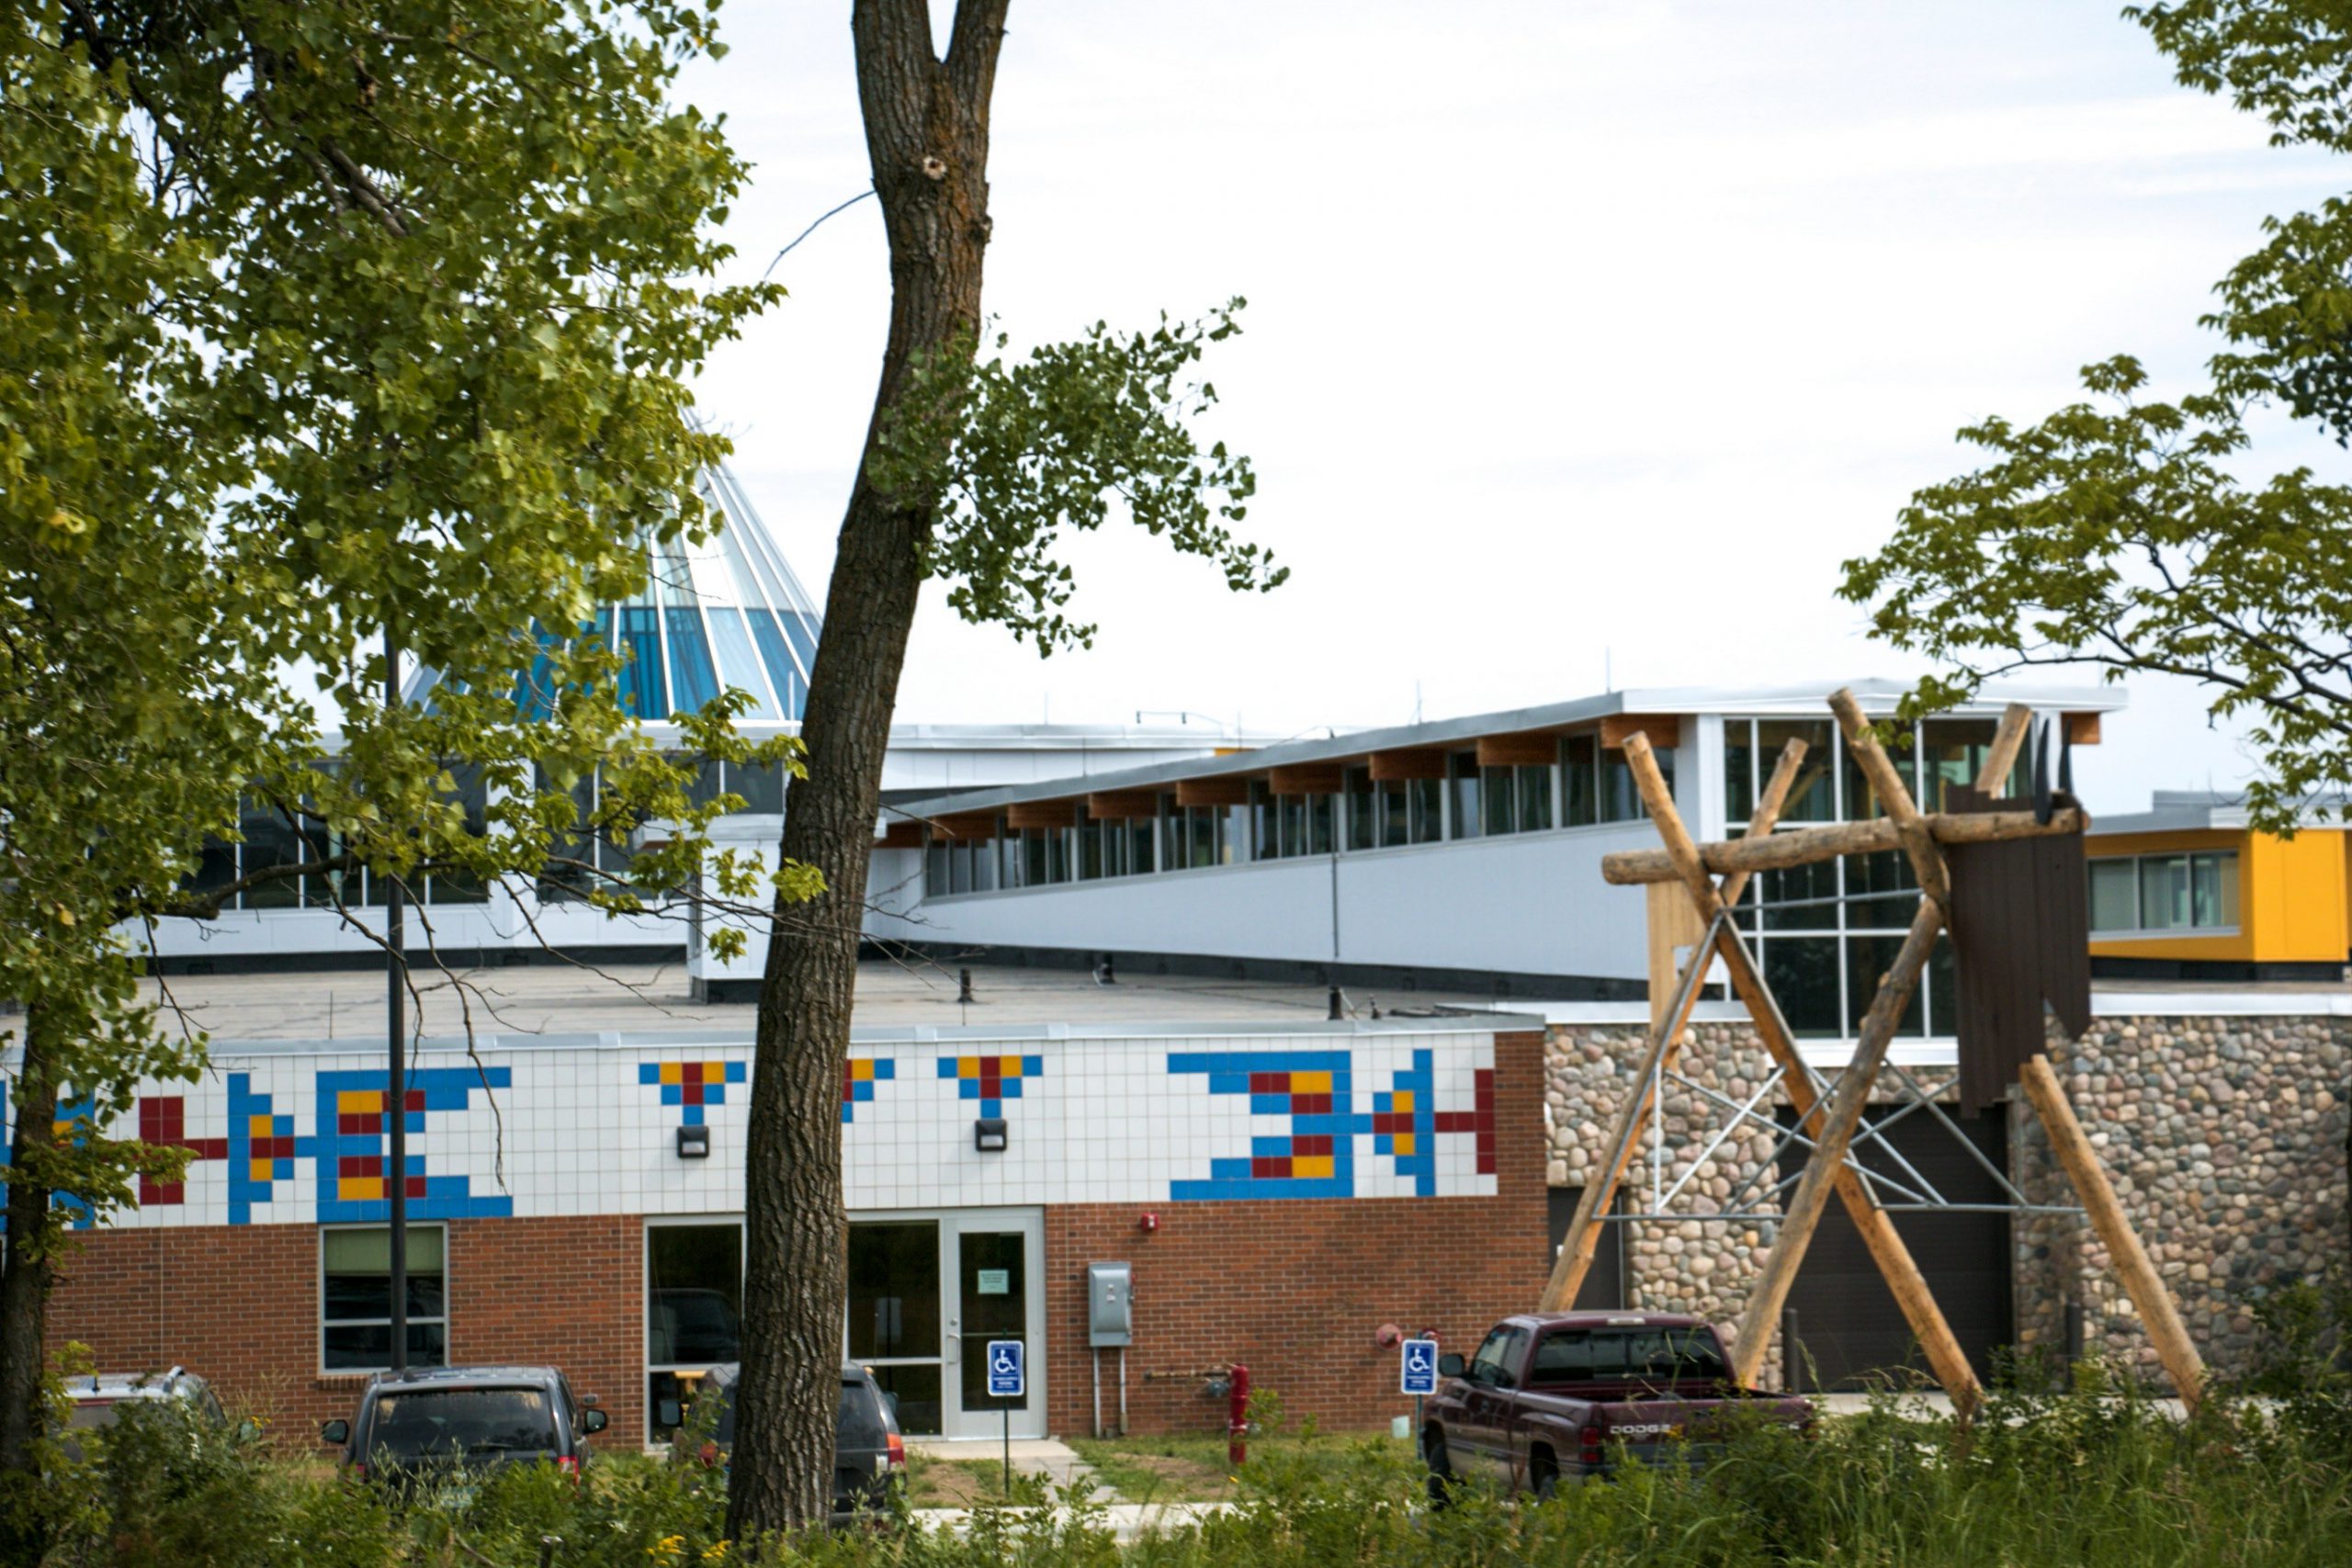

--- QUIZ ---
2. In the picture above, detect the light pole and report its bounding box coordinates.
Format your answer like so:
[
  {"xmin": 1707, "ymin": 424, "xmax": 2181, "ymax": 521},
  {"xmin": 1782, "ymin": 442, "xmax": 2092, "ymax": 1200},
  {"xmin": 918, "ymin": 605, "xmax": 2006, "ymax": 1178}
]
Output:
[{"xmin": 385, "ymin": 626, "xmax": 409, "ymax": 1375}]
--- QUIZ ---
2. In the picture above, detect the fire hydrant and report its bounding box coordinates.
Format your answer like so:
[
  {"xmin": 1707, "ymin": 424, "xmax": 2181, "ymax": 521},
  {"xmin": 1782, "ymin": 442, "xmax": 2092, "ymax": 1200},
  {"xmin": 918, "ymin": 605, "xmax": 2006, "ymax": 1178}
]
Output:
[{"xmin": 1227, "ymin": 1363, "xmax": 1250, "ymax": 1467}]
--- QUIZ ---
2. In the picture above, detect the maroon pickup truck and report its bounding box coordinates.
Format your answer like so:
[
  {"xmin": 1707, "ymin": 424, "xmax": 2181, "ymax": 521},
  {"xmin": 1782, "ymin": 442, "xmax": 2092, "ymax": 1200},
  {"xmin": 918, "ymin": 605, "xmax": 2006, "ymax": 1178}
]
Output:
[{"xmin": 1422, "ymin": 1312, "xmax": 1812, "ymax": 1500}]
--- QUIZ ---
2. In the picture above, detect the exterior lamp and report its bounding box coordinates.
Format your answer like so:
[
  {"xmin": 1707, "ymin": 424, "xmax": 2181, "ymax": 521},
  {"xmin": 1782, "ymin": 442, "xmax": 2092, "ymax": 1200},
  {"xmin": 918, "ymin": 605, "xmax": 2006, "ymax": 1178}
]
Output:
[
  {"xmin": 675, "ymin": 1125, "xmax": 711, "ymax": 1159},
  {"xmin": 974, "ymin": 1117, "xmax": 1009, "ymax": 1153}
]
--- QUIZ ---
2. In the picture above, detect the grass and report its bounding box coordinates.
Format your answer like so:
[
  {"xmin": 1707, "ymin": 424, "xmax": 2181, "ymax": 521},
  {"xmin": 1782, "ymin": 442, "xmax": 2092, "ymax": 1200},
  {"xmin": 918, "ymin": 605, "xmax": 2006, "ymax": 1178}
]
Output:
[
  {"xmin": 903, "ymin": 1450, "xmax": 1023, "ymax": 1508},
  {"xmin": 1069, "ymin": 1427, "xmax": 1414, "ymax": 1503}
]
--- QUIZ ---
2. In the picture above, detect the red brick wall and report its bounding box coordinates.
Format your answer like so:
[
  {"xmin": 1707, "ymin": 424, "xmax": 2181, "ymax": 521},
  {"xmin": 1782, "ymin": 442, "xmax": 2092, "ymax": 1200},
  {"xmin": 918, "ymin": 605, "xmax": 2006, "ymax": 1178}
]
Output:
[
  {"xmin": 48, "ymin": 1215, "xmax": 645, "ymax": 1452},
  {"xmin": 1042, "ymin": 1029, "xmax": 1549, "ymax": 1437}
]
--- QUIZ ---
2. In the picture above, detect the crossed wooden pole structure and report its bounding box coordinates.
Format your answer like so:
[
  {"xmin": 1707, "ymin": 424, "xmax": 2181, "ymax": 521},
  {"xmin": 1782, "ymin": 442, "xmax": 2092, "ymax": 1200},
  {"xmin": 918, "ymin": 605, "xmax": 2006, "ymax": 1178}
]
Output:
[{"xmin": 1538, "ymin": 690, "xmax": 2208, "ymax": 1416}]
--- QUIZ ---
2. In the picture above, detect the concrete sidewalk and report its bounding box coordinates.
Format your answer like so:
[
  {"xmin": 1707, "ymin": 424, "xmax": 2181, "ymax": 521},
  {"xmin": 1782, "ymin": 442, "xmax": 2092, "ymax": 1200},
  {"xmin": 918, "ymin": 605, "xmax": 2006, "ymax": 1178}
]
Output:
[{"xmin": 905, "ymin": 1436, "xmax": 1109, "ymax": 1493}]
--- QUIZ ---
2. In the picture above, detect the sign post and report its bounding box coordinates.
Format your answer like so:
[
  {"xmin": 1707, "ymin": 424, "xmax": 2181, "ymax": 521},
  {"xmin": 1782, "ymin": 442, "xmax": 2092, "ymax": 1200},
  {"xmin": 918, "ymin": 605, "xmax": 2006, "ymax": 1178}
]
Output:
[
  {"xmin": 1400, "ymin": 1336, "xmax": 1440, "ymax": 1452},
  {"xmin": 986, "ymin": 1339, "xmax": 1024, "ymax": 1497}
]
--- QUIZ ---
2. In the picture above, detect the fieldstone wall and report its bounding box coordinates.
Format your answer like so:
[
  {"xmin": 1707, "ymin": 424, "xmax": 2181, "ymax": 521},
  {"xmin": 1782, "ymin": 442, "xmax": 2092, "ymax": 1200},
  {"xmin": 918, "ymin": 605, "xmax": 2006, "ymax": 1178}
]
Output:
[
  {"xmin": 2013, "ymin": 1014, "xmax": 2351, "ymax": 1384},
  {"xmin": 1544, "ymin": 1010, "xmax": 2352, "ymax": 1390},
  {"xmin": 1545, "ymin": 1020, "xmax": 1783, "ymax": 1378}
]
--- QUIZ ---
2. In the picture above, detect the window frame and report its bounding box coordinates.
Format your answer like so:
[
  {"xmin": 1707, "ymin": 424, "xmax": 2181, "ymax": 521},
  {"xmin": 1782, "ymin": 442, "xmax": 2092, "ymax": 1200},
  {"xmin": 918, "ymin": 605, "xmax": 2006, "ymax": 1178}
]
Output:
[{"xmin": 319, "ymin": 1222, "xmax": 450, "ymax": 1377}]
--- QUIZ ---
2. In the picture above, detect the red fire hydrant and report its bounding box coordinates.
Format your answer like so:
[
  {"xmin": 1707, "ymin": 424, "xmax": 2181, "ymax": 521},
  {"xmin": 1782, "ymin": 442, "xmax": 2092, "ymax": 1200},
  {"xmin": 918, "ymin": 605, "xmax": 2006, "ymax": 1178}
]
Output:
[{"xmin": 1227, "ymin": 1363, "xmax": 1250, "ymax": 1467}]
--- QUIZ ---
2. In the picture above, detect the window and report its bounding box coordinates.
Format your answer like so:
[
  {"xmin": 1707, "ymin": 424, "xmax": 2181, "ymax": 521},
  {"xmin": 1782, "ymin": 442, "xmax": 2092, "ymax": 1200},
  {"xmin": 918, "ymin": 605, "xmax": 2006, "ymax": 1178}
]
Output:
[
  {"xmin": 1447, "ymin": 753, "xmax": 1482, "ymax": 840},
  {"xmin": 648, "ymin": 1222, "xmax": 743, "ymax": 1439},
  {"xmin": 1344, "ymin": 768, "xmax": 1376, "ymax": 852},
  {"xmin": 322, "ymin": 1225, "xmax": 447, "ymax": 1372},
  {"xmin": 1466, "ymin": 1325, "xmax": 1528, "ymax": 1389},
  {"xmin": 1562, "ymin": 735, "xmax": 1598, "ymax": 827},
  {"xmin": 2088, "ymin": 851, "xmax": 2239, "ymax": 932},
  {"xmin": 1408, "ymin": 777, "xmax": 1442, "ymax": 844}
]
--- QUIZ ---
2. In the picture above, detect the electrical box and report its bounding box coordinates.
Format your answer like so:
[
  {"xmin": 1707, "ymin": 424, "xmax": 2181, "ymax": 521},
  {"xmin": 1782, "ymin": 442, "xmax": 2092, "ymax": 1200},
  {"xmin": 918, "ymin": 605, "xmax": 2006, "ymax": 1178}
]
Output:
[{"xmin": 1087, "ymin": 1262, "xmax": 1133, "ymax": 1348}]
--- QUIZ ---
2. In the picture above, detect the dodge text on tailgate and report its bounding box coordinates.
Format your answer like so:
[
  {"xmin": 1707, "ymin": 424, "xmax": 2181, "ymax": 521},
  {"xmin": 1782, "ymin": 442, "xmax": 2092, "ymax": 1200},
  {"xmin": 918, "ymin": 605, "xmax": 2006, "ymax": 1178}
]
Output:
[{"xmin": 1423, "ymin": 1312, "xmax": 1812, "ymax": 1500}]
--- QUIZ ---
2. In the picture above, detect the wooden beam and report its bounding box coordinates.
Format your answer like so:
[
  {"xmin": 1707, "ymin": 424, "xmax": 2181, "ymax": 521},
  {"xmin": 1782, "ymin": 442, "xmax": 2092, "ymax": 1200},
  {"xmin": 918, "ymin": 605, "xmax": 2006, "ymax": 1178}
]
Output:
[
  {"xmin": 1267, "ymin": 762, "xmax": 1347, "ymax": 795},
  {"xmin": 1004, "ymin": 799, "xmax": 1080, "ymax": 830},
  {"xmin": 1174, "ymin": 775, "xmax": 1253, "ymax": 807},
  {"xmin": 1604, "ymin": 729, "xmax": 1983, "ymax": 1413},
  {"xmin": 1367, "ymin": 748, "xmax": 1448, "ymax": 783},
  {"xmin": 1730, "ymin": 897, "xmax": 1946, "ymax": 1389},
  {"xmin": 1601, "ymin": 807, "xmax": 2087, "ymax": 886},
  {"xmin": 1539, "ymin": 737, "xmax": 1807, "ymax": 1314},
  {"xmin": 874, "ymin": 821, "xmax": 922, "ymax": 851},
  {"xmin": 1722, "ymin": 739, "xmax": 1810, "ymax": 909},
  {"xmin": 1981, "ymin": 703, "xmax": 2034, "ymax": 792},
  {"xmin": 1830, "ymin": 687, "xmax": 1950, "ymax": 909},
  {"xmin": 1086, "ymin": 790, "xmax": 1162, "ymax": 820},
  {"xmin": 1646, "ymin": 884, "xmax": 1706, "ymax": 1032},
  {"xmin": 2062, "ymin": 710, "xmax": 2103, "ymax": 747},
  {"xmin": 1476, "ymin": 731, "xmax": 1559, "ymax": 769},
  {"xmin": 1600, "ymin": 714, "xmax": 1681, "ymax": 751},
  {"xmin": 2018, "ymin": 1053, "xmax": 2206, "ymax": 1410},
  {"xmin": 925, "ymin": 812, "xmax": 996, "ymax": 841}
]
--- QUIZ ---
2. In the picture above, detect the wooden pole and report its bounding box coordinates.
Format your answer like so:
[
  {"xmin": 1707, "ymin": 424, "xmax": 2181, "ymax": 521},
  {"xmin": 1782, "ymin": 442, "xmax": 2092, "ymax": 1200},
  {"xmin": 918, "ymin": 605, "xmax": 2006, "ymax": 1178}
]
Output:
[
  {"xmin": 1537, "ymin": 739, "xmax": 1811, "ymax": 1312},
  {"xmin": 1828, "ymin": 688, "xmax": 1950, "ymax": 908},
  {"xmin": 1600, "ymin": 807, "xmax": 2087, "ymax": 886},
  {"xmin": 2018, "ymin": 1053, "xmax": 2207, "ymax": 1410},
  {"xmin": 1616, "ymin": 735, "xmax": 1982, "ymax": 1415},
  {"xmin": 1729, "ymin": 898, "xmax": 1943, "ymax": 1387},
  {"xmin": 1978, "ymin": 704, "xmax": 2033, "ymax": 796},
  {"xmin": 1709, "ymin": 931, "xmax": 1983, "ymax": 1416}
]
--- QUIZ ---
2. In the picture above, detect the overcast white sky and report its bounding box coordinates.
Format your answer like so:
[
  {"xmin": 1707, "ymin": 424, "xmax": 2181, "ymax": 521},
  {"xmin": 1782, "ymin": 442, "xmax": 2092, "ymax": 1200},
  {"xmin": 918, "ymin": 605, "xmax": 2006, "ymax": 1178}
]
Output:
[{"xmin": 675, "ymin": 1, "xmax": 2346, "ymax": 809}]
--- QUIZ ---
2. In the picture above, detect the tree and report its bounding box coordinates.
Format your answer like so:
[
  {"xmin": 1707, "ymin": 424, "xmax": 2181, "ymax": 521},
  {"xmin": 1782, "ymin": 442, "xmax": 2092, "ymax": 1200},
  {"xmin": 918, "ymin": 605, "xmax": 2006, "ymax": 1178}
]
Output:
[
  {"xmin": 726, "ymin": 0, "xmax": 1279, "ymax": 1538},
  {"xmin": 4, "ymin": 6, "xmax": 786, "ymax": 1551},
  {"xmin": 1839, "ymin": 2, "xmax": 2352, "ymax": 833}
]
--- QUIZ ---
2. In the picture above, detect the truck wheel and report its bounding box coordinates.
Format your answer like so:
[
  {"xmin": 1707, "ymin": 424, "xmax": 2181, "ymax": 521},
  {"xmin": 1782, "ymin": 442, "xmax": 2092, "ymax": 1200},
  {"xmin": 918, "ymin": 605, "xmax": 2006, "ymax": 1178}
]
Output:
[
  {"xmin": 1529, "ymin": 1453, "xmax": 1559, "ymax": 1501},
  {"xmin": 1422, "ymin": 1430, "xmax": 1457, "ymax": 1510}
]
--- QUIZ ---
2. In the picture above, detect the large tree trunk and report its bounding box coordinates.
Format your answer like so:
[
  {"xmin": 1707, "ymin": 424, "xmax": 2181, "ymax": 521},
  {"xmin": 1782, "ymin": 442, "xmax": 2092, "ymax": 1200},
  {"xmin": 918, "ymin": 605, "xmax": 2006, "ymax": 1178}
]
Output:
[
  {"xmin": 727, "ymin": 0, "xmax": 1006, "ymax": 1540},
  {"xmin": 0, "ymin": 1006, "xmax": 63, "ymax": 1568}
]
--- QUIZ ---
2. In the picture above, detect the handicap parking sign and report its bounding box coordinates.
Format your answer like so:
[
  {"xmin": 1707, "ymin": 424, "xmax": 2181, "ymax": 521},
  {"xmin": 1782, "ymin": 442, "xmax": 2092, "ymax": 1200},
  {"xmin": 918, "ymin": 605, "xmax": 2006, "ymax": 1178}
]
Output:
[
  {"xmin": 986, "ymin": 1339, "xmax": 1025, "ymax": 1399},
  {"xmin": 1400, "ymin": 1337, "xmax": 1440, "ymax": 1395}
]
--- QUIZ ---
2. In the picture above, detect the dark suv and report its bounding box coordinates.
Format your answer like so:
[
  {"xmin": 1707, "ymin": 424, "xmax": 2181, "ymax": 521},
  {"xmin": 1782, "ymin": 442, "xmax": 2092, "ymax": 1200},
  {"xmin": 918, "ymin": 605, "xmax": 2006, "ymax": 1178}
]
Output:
[
  {"xmin": 668, "ymin": 1362, "xmax": 905, "ymax": 1523},
  {"xmin": 323, "ymin": 1365, "xmax": 606, "ymax": 1491}
]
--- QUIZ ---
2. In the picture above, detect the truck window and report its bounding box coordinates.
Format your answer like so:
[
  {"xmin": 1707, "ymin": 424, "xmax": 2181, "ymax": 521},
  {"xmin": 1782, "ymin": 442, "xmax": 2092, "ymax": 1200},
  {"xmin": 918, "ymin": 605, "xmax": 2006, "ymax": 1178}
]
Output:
[
  {"xmin": 1468, "ymin": 1326, "xmax": 1529, "ymax": 1389},
  {"xmin": 1528, "ymin": 1327, "xmax": 1730, "ymax": 1388}
]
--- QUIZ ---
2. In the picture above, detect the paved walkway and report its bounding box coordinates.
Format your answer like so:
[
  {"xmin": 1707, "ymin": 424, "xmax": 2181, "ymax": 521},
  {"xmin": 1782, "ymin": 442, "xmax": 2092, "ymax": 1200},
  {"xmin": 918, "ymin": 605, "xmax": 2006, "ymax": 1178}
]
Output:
[{"xmin": 904, "ymin": 1438, "xmax": 1236, "ymax": 1540}]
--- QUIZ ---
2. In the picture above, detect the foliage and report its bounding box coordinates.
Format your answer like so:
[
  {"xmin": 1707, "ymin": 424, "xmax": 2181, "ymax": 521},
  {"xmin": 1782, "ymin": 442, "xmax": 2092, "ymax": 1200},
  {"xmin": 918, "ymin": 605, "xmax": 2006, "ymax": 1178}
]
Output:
[
  {"xmin": 33, "ymin": 1373, "xmax": 2352, "ymax": 1567},
  {"xmin": 1838, "ymin": 3, "xmax": 2352, "ymax": 832},
  {"xmin": 865, "ymin": 303, "xmax": 1279, "ymax": 654},
  {"xmin": 1, "ymin": 0, "xmax": 800, "ymax": 1243}
]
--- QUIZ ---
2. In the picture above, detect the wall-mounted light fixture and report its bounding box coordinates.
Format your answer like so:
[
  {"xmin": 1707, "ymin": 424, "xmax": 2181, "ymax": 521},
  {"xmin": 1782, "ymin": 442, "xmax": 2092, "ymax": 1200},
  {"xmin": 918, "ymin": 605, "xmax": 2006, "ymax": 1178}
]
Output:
[
  {"xmin": 974, "ymin": 1117, "xmax": 1008, "ymax": 1153},
  {"xmin": 676, "ymin": 1125, "xmax": 711, "ymax": 1159}
]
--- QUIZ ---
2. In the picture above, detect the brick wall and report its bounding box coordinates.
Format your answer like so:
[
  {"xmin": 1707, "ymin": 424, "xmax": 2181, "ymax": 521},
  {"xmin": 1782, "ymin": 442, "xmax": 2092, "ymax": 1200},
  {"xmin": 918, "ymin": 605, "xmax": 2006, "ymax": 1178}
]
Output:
[
  {"xmin": 1041, "ymin": 1029, "xmax": 1550, "ymax": 1436},
  {"xmin": 48, "ymin": 1215, "xmax": 645, "ymax": 1452}
]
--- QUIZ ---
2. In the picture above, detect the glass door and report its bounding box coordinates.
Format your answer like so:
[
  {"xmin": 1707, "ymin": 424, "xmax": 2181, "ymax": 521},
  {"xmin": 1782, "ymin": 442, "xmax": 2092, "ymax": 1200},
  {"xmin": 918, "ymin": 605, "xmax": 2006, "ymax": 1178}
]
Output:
[
  {"xmin": 845, "ymin": 1209, "xmax": 1044, "ymax": 1441},
  {"xmin": 847, "ymin": 1219, "xmax": 945, "ymax": 1437},
  {"xmin": 943, "ymin": 1210, "xmax": 1045, "ymax": 1439}
]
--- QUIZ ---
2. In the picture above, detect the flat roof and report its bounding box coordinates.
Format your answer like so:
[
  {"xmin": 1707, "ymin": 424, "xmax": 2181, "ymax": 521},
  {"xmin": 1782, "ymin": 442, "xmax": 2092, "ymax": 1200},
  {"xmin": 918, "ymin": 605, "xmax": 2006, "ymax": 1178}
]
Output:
[
  {"xmin": 2094, "ymin": 788, "xmax": 2352, "ymax": 836},
  {"xmin": 889, "ymin": 677, "xmax": 2129, "ymax": 820},
  {"xmin": 103, "ymin": 961, "xmax": 1548, "ymax": 1056}
]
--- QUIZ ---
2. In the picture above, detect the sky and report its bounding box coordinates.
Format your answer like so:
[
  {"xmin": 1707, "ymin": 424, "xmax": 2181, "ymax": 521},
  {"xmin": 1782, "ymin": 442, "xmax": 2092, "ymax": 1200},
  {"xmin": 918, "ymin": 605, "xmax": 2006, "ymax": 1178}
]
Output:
[{"xmin": 673, "ymin": 1, "xmax": 2347, "ymax": 810}]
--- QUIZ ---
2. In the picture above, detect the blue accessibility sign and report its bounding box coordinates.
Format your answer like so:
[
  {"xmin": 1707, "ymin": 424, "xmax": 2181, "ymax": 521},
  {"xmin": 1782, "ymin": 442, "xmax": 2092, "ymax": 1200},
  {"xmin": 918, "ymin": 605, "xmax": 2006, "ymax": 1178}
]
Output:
[
  {"xmin": 986, "ymin": 1339, "xmax": 1025, "ymax": 1399},
  {"xmin": 1400, "ymin": 1337, "xmax": 1440, "ymax": 1396}
]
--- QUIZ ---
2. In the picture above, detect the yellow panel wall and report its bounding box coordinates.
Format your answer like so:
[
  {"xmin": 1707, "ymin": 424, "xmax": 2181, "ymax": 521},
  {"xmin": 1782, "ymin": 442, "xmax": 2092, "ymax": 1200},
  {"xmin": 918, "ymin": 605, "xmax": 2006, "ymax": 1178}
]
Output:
[{"xmin": 2086, "ymin": 828, "xmax": 2349, "ymax": 964}]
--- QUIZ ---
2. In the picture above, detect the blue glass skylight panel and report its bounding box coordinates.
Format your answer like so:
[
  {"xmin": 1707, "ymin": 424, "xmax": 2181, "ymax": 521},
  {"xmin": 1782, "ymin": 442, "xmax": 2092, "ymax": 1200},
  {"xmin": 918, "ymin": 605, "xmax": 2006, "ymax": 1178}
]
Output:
[
  {"xmin": 706, "ymin": 608, "xmax": 779, "ymax": 719},
  {"xmin": 745, "ymin": 608, "xmax": 804, "ymax": 721},
  {"xmin": 616, "ymin": 605, "xmax": 667, "ymax": 719},
  {"xmin": 665, "ymin": 606, "xmax": 718, "ymax": 714},
  {"xmin": 777, "ymin": 610, "xmax": 820, "ymax": 677}
]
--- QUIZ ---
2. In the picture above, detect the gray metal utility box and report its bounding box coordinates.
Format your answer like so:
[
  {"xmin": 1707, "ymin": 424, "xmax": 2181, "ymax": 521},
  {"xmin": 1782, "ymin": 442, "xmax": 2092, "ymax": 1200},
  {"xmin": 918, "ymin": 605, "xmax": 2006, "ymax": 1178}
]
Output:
[{"xmin": 1087, "ymin": 1262, "xmax": 1133, "ymax": 1348}]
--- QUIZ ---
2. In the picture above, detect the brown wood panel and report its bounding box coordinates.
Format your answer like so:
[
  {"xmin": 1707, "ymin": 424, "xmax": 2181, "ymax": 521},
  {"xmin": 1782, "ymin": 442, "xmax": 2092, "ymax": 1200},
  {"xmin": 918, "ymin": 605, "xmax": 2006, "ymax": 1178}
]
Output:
[
  {"xmin": 1367, "ymin": 748, "xmax": 1447, "ymax": 782},
  {"xmin": 1267, "ymin": 762, "xmax": 1347, "ymax": 795},
  {"xmin": 2062, "ymin": 711, "xmax": 2102, "ymax": 746},
  {"xmin": 1777, "ymin": 1107, "xmax": 2012, "ymax": 1389},
  {"xmin": 1600, "ymin": 714, "xmax": 1681, "ymax": 751},
  {"xmin": 928, "ymin": 813, "xmax": 996, "ymax": 841},
  {"xmin": 1085, "ymin": 790, "xmax": 1162, "ymax": 819},
  {"xmin": 1943, "ymin": 789, "xmax": 2092, "ymax": 1114},
  {"xmin": 1004, "ymin": 800, "xmax": 1080, "ymax": 830},
  {"xmin": 1173, "ymin": 775, "xmax": 1253, "ymax": 807},
  {"xmin": 875, "ymin": 822, "xmax": 922, "ymax": 850},
  {"xmin": 1475, "ymin": 731, "xmax": 1559, "ymax": 768}
]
